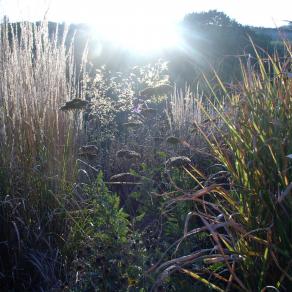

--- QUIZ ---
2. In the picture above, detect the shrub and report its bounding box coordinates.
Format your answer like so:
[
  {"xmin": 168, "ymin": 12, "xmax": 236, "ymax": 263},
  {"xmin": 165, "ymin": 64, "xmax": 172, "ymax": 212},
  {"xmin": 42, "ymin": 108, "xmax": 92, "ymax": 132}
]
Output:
[{"xmin": 65, "ymin": 172, "xmax": 146, "ymax": 291}]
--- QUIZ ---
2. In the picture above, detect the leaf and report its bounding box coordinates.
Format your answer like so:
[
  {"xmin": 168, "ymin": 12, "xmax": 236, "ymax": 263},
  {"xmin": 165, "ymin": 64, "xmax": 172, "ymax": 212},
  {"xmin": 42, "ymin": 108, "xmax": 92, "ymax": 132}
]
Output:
[
  {"xmin": 181, "ymin": 268, "xmax": 225, "ymax": 292},
  {"xmin": 135, "ymin": 212, "xmax": 145, "ymax": 222},
  {"xmin": 156, "ymin": 151, "xmax": 167, "ymax": 158}
]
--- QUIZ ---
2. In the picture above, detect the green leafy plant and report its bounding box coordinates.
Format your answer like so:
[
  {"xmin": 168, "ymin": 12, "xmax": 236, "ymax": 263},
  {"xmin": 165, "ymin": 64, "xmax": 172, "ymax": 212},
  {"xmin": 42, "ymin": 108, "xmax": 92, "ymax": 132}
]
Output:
[{"xmin": 66, "ymin": 172, "xmax": 146, "ymax": 291}]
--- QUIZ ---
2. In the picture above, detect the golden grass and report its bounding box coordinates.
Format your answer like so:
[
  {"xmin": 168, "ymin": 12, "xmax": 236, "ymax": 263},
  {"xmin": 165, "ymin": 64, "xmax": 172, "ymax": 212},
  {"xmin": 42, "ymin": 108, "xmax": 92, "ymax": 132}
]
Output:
[{"xmin": 0, "ymin": 20, "xmax": 85, "ymax": 194}]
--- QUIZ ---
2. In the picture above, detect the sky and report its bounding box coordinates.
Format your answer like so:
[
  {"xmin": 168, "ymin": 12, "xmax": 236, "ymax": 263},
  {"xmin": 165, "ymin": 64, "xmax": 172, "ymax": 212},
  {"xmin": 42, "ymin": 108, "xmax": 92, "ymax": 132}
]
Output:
[{"xmin": 0, "ymin": 0, "xmax": 292, "ymax": 28}]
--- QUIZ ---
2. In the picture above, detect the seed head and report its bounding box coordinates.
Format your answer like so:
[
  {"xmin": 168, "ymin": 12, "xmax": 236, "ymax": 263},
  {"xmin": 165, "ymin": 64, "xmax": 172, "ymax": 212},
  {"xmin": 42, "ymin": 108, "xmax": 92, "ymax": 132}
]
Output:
[
  {"xmin": 110, "ymin": 172, "xmax": 140, "ymax": 182},
  {"xmin": 78, "ymin": 145, "xmax": 98, "ymax": 157},
  {"xmin": 60, "ymin": 98, "xmax": 88, "ymax": 111},
  {"xmin": 166, "ymin": 136, "xmax": 180, "ymax": 145},
  {"xmin": 166, "ymin": 156, "xmax": 191, "ymax": 168}
]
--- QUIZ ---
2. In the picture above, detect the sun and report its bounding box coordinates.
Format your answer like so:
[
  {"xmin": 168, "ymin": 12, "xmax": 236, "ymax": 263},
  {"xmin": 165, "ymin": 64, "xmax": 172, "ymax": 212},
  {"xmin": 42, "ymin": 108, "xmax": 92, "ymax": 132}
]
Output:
[
  {"xmin": 87, "ymin": 0, "xmax": 181, "ymax": 54},
  {"xmin": 93, "ymin": 21, "xmax": 179, "ymax": 54}
]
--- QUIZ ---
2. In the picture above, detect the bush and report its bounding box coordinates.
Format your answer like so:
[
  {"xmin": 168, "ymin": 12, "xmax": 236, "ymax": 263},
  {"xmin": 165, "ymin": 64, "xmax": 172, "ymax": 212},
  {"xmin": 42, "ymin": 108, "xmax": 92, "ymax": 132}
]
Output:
[{"xmin": 65, "ymin": 172, "xmax": 146, "ymax": 291}]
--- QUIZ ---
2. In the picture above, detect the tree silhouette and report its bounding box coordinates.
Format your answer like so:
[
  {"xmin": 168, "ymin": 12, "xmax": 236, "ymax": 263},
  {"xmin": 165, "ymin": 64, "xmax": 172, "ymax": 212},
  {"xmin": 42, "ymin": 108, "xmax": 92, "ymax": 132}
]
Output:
[{"xmin": 169, "ymin": 10, "xmax": 272, "ymax": 85}]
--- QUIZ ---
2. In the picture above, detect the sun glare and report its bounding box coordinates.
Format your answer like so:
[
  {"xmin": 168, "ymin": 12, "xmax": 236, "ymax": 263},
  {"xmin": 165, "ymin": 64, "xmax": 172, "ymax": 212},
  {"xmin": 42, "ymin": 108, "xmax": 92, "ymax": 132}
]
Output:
[{"xmin": 87, "ymin": 0, "xmax": 181, "ymax": 54}]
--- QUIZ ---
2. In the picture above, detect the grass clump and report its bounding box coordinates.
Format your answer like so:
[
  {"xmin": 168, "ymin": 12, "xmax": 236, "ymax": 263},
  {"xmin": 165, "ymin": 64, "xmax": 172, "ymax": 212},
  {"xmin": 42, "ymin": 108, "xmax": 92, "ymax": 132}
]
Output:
[
  {"xmin": 157, "ymin": 42, "xmax": 292, "ymax": 291},
  {"xmin": 0, "ymin": 20, "xmax": 84, "ymax": 290},
  {"xmin": 0, "ymin": 20, "xmax": 83, "ymax": 193}
]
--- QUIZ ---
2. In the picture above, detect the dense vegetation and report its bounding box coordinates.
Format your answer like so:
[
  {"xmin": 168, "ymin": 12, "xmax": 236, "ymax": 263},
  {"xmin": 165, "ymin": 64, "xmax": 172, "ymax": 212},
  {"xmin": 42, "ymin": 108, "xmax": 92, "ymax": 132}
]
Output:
[{"xmin": 0, "ymin": 11, "xmax": 292, "ymax": 291}]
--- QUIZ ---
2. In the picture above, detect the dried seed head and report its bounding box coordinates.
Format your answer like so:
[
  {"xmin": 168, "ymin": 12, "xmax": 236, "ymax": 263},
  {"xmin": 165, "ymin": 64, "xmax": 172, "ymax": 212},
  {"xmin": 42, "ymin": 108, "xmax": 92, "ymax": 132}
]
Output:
[
  {"xmin": 60, "ymin": 98, "xmax": 88, "ymax": 111},
  {"xmin": 154, "ymin": 84, "xmax": 173, "ymax": 95},
  {"xmin": 166, "ymin": 156, "xmax": 191, "ymax": 168},
  {"xmin": 140, "ymin": 84, "xmax": 173, "ymax": 98},
  {"xmin": 140, "ymin": 87, "xmax": 156, "ymax": 98},
  {"xmin": 78, "ymin": 145, "xmax": 98, "ymax": 157},
  {"xmin": 110, "ymin": 172, "xmax": 140, "ymax": 182},
  {"xmin": 166, "ymin": 136, "xmax": 180, "ymax": 145}
]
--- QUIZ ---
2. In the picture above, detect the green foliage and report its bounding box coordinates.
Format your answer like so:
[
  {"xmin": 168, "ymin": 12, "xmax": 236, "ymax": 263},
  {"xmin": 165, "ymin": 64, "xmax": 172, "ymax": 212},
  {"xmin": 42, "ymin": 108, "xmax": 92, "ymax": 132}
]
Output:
[
  {"xmin": 83, "ymin": 66, "xmax": 134, "ymax": 144},
  {"xmin": 158, "ymin": 42, "xmax": 292, "ymax": 290},
  {"xmin": 0, "ymin": 182, "xmax": 69, "ymax": 290},
  {"xmin": 129, "ymin": 161, "xmax": 205, "ymax": 290},
  {"xmin": 199, "ymin": 44, "xmax": 292, "ymax": 290},
  {"xmin": 83, "ymin": 60, "xmax": 170, "ymax": 140},
  {"xmin": 66, "ymin": 172, "xmax": 146, "ymax": 291},
  {"xmin": 82, "ymin": 61, "xmax": 171, "ymax": 179}
]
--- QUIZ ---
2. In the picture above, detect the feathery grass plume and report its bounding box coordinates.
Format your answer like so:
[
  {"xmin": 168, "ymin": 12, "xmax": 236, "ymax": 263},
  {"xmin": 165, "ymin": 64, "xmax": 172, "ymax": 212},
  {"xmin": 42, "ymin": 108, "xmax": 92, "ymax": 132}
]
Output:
[
  {"xmin": 116, "ymin": 149, "xmax": 141, "ymax": 159},
  {"xmin": 165, "ymin": 156, "xmax": 191, "ymax": 168},
  {"xmin": 169, "ymin": 85, "xmax": 207, "ymax": 135},
  {"xmin": 60, "ymin": 98, "xmax": 88, "ymax": 111},
  {"xmin": 0, "ymin": 21, "xmax": 85, "ymax": 192},
  {"xmin": 159, "ymin": 40, "xmax": 292, "ymax": 291},
  {"xmin": 0, "ymin": 20, "xmax": 87, "ymax": 289}
]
